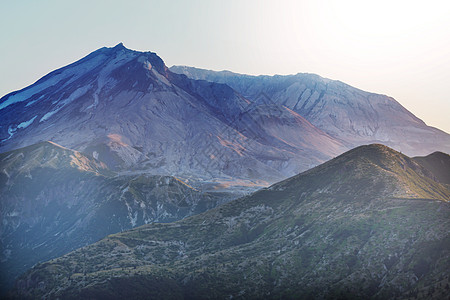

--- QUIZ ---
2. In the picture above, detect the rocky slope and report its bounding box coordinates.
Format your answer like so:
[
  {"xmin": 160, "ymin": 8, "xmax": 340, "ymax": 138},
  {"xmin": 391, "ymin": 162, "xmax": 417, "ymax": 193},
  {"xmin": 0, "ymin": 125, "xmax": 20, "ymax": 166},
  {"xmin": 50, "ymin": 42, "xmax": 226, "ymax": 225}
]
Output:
[
  {"xmin": 0, "ymin": 44, "xmax": 345, "ymax": 186},
  {"xmin": 171, "ymin": 66, "xmax": 450, "ymax": 156},
  {"xmin": 0, "ymin": 141, "xmax": 226, "ymax": 293},
  {"xmin": 10, "ymin": 144, "xmax": 450, "ymax": 299}
]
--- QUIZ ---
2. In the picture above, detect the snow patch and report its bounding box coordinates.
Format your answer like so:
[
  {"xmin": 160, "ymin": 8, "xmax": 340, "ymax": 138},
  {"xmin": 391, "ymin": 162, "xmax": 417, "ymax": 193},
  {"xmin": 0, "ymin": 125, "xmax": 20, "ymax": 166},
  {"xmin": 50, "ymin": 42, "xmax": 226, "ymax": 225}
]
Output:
[
  {"xmin": 40, "ymin": 86, "xmax": 90, "ymax": 122},
  {"xmin": 40, "ymin": 108, "xmax": 61, "ymax": 122},
  {"xmin": 0, "ymin": 53, "xmax": 109, "ymax": 111},
  {"xmin": 1, "ymin": 115, "xmax": 36, "ymax": 141},
  {"xmin": 7, "ymin": 126, "xmax": 16, "ymax": 140},
  {"xmin": 60, "ymin": 85, "xmax": 91, "ymax": 106},
  {"xmin": 0, "ymin": 82, "xmax": 54, "ymax": 110},
  {"xmin": 17, "ymin": 116, "xmax": 37, "ymax": 129},
  {"xmin": 25, "ymin": 95, "xmax": 45, "ymax": 107}
]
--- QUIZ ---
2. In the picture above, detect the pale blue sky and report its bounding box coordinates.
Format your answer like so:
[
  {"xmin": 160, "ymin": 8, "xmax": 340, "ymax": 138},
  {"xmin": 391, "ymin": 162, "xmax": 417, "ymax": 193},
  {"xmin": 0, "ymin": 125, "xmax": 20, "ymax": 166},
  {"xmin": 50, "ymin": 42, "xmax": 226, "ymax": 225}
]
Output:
[{"xmin": 1, "ymin": 0, "xmax": 449, "ymax": 132}]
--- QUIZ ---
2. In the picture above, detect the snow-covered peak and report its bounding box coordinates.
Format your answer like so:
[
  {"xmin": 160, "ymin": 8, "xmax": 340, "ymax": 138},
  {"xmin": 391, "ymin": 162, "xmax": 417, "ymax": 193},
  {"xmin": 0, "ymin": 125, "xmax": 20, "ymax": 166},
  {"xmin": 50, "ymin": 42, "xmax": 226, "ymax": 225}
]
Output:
[{"xmin": 0, "ymin": 45, "xmax": 172, "ymax": 113}]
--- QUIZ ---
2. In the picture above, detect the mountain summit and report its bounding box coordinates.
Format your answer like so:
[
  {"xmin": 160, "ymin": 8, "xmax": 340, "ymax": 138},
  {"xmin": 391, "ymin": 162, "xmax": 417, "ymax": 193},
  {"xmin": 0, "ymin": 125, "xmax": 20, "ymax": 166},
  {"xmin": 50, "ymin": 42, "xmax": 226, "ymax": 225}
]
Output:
[
  {"xmin": 10, "ymin": 144, "xmax": 450, "ymax": 299},
  {"xmin": 0, "ymin": 44, "xmax": 345, "ymax": 186}
]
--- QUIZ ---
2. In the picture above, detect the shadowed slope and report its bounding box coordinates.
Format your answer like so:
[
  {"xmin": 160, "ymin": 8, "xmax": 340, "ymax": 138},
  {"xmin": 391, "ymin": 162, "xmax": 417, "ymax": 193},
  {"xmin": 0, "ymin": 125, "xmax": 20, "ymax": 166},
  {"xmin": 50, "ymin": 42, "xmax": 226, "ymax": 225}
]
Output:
[
  {"xmin": 414, "ymin": 151, "xmax": 450, "ymax": 185},
  {"xmin": 0, "ymin": 142, "xmax": 226, "ymax": 293}
]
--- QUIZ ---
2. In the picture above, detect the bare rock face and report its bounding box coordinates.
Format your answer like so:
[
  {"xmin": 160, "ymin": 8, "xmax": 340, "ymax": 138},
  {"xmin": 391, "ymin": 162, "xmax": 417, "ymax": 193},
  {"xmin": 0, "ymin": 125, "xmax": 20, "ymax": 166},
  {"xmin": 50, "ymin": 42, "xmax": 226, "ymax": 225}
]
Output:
[
  {"xmin": 0, "ymin": 44, "xmax": 346, "ymax": 186},
  {"xmin": 171, "ymin": 66, "xmax": 450, "ymax": 156}
]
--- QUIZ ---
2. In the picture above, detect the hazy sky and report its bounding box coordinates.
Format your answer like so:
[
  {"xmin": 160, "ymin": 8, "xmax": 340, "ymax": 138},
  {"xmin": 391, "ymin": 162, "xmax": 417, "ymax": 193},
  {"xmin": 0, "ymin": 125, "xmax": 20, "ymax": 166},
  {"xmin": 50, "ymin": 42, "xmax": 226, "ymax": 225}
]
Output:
[{"xmin": 1, "ymin": 0, "xmax": 449, "ymax": 132}]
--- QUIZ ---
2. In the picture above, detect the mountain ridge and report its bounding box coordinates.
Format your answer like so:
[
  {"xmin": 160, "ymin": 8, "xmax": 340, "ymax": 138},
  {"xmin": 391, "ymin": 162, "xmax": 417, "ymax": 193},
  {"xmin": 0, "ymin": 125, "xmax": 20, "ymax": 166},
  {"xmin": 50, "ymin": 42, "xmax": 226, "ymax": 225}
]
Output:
[{"xmin": 170, "ymin": 65, "xmax": 450, "ymax": 156}]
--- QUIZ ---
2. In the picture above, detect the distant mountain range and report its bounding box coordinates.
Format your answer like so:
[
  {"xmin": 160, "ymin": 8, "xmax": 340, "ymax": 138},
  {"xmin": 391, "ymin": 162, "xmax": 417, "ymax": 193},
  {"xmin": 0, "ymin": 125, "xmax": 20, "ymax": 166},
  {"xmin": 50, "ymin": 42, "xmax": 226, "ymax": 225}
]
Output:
[
  {"xmin": 9, "ymin": 144, "xmax": 450, "ymax": 299},
  {"xmin": 0, "ymin": 141, "xmax": 228, "ymax": 293},
  {"xmin": 170, "ymin": 66, "xmax": 450, "ymax": 157}
]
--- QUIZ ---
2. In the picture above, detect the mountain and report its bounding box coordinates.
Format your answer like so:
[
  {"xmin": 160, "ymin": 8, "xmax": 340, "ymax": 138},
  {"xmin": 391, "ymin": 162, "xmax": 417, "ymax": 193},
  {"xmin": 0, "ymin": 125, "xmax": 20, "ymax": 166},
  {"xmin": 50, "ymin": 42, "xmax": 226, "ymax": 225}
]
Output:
[
  {"xmin": 413, "ymin": 152, "xmax": 450, "ymax": 185},
  {"xmin": 0, "ymin": 43, "xmax": 345, "ymax": 186},
  {"xmin": 170, "ymin": 66, "xmax": 450, "ymax": 156},
  {"xmin": 10, "ymin": 144, "xmax": 450, "ymax": 299},
  {"xmin": 0, "ymin": 141, "xmax": 226, "ymax": 293}
]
